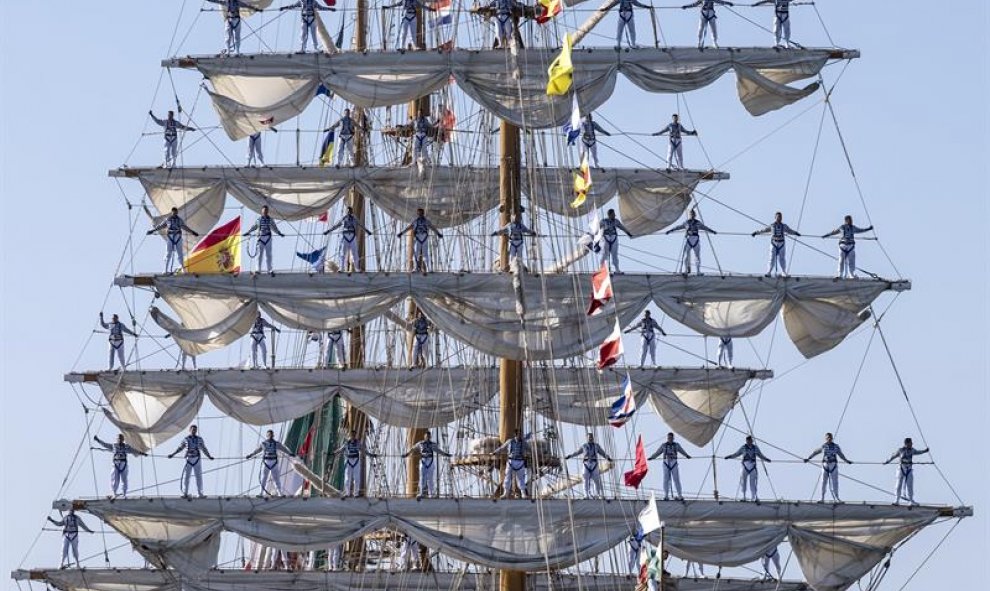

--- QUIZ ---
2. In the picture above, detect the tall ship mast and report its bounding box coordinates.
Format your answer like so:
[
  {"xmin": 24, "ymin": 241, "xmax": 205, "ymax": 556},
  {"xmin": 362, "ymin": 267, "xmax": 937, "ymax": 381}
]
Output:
[{"xmin": 12, "ymin": 1, "xmax": 972, "ymax": 591}]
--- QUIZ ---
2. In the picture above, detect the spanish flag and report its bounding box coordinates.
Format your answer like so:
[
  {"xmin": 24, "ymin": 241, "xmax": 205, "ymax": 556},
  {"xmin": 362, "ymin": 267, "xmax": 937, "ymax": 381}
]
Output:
[
  {"xmin": 319, "ymin": 130, "xmax": 335, "ymax": 167},
  {"xmin": 184, "ymin": 216, "xmax": 242, "ymax": 274},
  {"xmin": 536, "ymin": 0, "xmax": 561, "ymax": 24},
  {"xmin": 571, "ymin": 153, "xmax": 592, "ymax": 208},
  {"xmin": 546, "ymin": 33, "xmax": 573, "ymax": 96}
]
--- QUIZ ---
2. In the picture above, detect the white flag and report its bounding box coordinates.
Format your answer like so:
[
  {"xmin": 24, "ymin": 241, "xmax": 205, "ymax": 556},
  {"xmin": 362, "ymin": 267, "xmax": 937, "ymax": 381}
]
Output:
[{"xmin": 639, "ymin": 491, "xmax": 662, "ymax": 535}]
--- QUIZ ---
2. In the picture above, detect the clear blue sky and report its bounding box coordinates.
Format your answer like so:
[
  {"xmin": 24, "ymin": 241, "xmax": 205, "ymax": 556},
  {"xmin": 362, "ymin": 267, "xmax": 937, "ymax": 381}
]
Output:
[{"xmin": 1, "ymin": 1, "xmax": 987, "ymax": 587}]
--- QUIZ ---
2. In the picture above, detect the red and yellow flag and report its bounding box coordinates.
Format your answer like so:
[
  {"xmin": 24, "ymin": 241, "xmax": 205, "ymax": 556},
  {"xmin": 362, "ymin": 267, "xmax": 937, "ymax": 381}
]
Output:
[
  {"xmin": 536, "ymin": 0, "xmax": 562, "ymax": 24},
  {"xmin": 184, "ymin": 216, "xmax": 242, "ymax": 274}
]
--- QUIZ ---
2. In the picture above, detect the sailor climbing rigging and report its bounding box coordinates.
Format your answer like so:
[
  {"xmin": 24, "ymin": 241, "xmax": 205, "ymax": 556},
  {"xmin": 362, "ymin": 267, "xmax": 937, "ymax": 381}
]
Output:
[
  {"xmin": 494, "ymin": 430, "xmax": 531, "ymax": 499},
  {"xmin": 147, "ymin": 207, "xmax": 199, "ymax": 274},
  {"xmin": 249, "ymin": 313, "xmax": 281, "ymax": 369},
  {"xmin": 725, "ymin": 435, "xmax": 771, "ymax": 502},
  {"xmin": 884, "ymin": 437, "xmax": 929, "ymax": 505},
  {"xmin": 148, "ymin": 110, "xmax": 194, "ymax": 168},
  {"xmin": 279, "ymin": 0, "xmax": 336, "ymax": 52},
  {"xmin": 93, "ymin": 434, "xmax": 146, "ymax": 498},
  {"xmin": 648, "ymin": 432, "xmax": 691, "ymax": 500},
  {"xmin": 804, "ymin": 432, "xmax": 852, "ymax": 503},
  {"xmin": 565, "ymin": 433, "xmax": 613, "ymax": 499},
  {"xmin": 385, "ymin": 0, "xmax": 435, "ymax": 50},
  {"xmin": 167, "ymin": 424, "xmax": 214, "ymax": 498},
  {"xmin": 666, "ymin": 208, "xmax": 716, "ymax": 275},
  {"xmin": 246, "ymin": 429, "xmax": 295, "ymax": 497},
  {"xmin": 682, "ymin": 0, "xmax": 733, "ymax": 49},
  {"xmin": 47, "ymin": 510, "xmax": 93, "ymax": 569},
  {"xmin": 652, "ymin": 113, "xmax": 698, "ymax": 170},
  {"xmin": 625, "ymin": 310, "xmax": 667, "ymax": 367},
  {"xmin": 491, "ymin": 212, "xmax": 537, "ymax": 268},
  {"xmin": 603, "ymin": 0, "xmax": 653, "ymax": 49},
  {"xmin": 600, "ymin": 208, "xmax": 633, "ymax": 273},
  {"xmin": 99, "ymin": 312, "xmax": 136, "ymax": 371},
  {"xmin": 398, "ymin": 208, "xmax": 443, "ymax": 273},
  {"xmin": 752, "ymin": 211, "xmax": 800, "ymax": 277},
  {"xmin": 821, "ymin": 215, "xmax": 873, "ymax": 279},
  {"xmin": 324, "ymin": 206, "xmax": 373, "ymax": 272},
  {"xmin": 243, "ymin": 205, "xmax": 285, "ymax": 275},
  {"xmin": 401, "ymin": 431, "xmax": 452, "ymax": 499},
  {"xmin": 333, "ymin": 430, "xmax": 379, "ymax": 497}
]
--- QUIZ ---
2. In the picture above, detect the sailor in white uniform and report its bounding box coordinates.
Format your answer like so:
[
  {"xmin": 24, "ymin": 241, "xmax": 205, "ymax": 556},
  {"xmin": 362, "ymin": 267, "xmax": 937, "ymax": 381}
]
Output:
[
  {"xmin": 323, "ymin": 108, "xmax": 361, "ymax": 166},
  {"xmin": 398, "ymin": 208, "xmax": 443, "ymax": 273},
  {"xmin": 93, "ymin": 434, "xmax": 146, "ymax": 498},
  {"xmin": 279, "ymin": 0, "xmax": 336, "ymax": 52},
  {"xmin": 384, "ymin": 0, "xmax": 435, "ymax": 50},
  {"xmin": 243, "ymin": 205, "xmax": 285, "ymax": 274},
  {"xmin": 326, "ymin": 329, "xmax": 347, "ymax": 368},
  {"xmin": 491, "ymin": 212, "xmax": 537, "ymax": 267},
  {"xmin": 649, "ymin": 432, "xmax": 691, "ymax": 500},
  {"xmin": 99, "ymin": 312, "xmax": 136, "ymax": 371},
  {"xmin": 627, "ymin": 528, "xmax": 645, "ymax": 574},
  {"xmin": 753, "ymin": 0, "xmax": 794, "ymax": 48},
  {"xmin": 682, "ymin": 0, "xmax": 733, "ymax": 48},
  {"xmin": 495, "ymin": 430, "xmax": 531, "ymax": 499},
  {"xmin": 724, "ymin": 435, "xmax": 771, "ymax": 501},
  {"xmin": 324, "ymin": 206, "xmax": 373, "ymax": 272},
  {"xmin": 409, "ymin": 312, "xmax": 432, "ymax": 369},
  {"xmin": 752, "ymin": 211, "xmax": 800, "ymax": 277},
  {"xmin": 178, "ymin": 350, "xmax": 198, "ymax": 370},
  {"xmin": 804, "ymin": 432, "xmax": 852, "ymax": 503},
  {"xmin": 205, "ymin": 0, "xmax": 245, "ymax": 54},
  {"xmin": 565, "ymin": 433, "xmax": 613, "ymax": 498},
  {"xmin": 148, "ymin": 110, "xmax": 195, "ymax": 168},
  {"xmin": 488, "ymin": 0, "xmax": 523, "ymax": 49},
  {"xmin": 578, "ymin": 114, "xmax": 611, "ymax": 168},
  {"xmin": 666, "ymin": 209, "xmax": 717, "ymax": 275},
  {"xmin": 401, "ymin": 431, "xmax": 452, "ymax": 499},
  {"xmin": 246, "ymin": 127, "xmax": 277, "ymax": 166},
  {"xmin": 147, "ymin": 207, "xmax": 200, "ymax": 274},
  {"xmin": 246, "ymin": 429, "xmax": 295, "ymax": 497},
  {"xmin": 684, "ymin": 560, "xmax": 705, "ymax": 578},
  {"xmin": 333, "ymin": 430, "xmax": 378, "ymax": 497},
  {"xmin": 409, "ymin": 111, "xmax": 436, "ymax": 169},
  {"xmin": 762, "ymin": 544, "xmax": 782, "ymax": 580},
  {"xmin": 652, "ymin": 114, "xmax": 698, "ymax": 170},
  {"xmin": 398, "ymin": 534, "xmax": 422, "ymax": 570},
  {"xmin": 883, "ymin": 437, "xmax": 930, "ymax": 505},
  {"xmin": 48, "ymin": 510, "xmax": 94, "ymax": 569},
  {"xmin": 716, "ymin": 336, "xmax": 733, "ymax": 368},
  {"xmin": 821, "ymin": 215, "xmax": 873, "ymax": 279},
  {"xmin": 249, "ymin": 313, "xmax": 281, "ymax": 369},
  {"xmin": 600, "ymin": 209, "xmax": 633, "ymax": 273},
  {"xmin": 168, "ymin": 424, "xmax": 214, "ymax": 498},
  {"xmin": 605, "ymin": 0, "xmax": 652, "ymax": 49},
  {"xmin": 624, "ymin": 310, "xmax": 667, "ymax": 368}
]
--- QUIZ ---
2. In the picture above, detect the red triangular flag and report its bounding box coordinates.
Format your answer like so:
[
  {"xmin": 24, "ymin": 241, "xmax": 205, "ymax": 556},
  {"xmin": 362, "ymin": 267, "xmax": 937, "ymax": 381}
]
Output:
[
  {"xmin": 624, "ymin": 435, "xmax": 648, "ymax": 488},
  {"xmin": 597, "ymin": 319, "xmax": 623, "ymax": 370},
  {"xmin": 587, "ymin": 263, "xmax": 613, "ymax": 316},
  {"xmin": 318, "ymin": 211, "xmax": 329, "ymax": 223}
]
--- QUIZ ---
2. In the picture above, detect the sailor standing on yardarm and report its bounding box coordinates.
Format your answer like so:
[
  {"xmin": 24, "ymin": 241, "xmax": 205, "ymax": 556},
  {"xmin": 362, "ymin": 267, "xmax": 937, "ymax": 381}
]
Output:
[
  {"xmin": 99, "ymin": 312, "xmax": 137, "ymax": 371},
  {"xmin": 148, "ymin": 110, "xmax": 195, "ymax": 168},
  {"xmin": 495, "ymin": 430, "xmax": 531, "ymax": 499},
  {"xmin": 652, "ymin": 114, "xmax": 698, "ymax": 170},
  {"xmin": 603, "ymin": 0, "xmax": 652, "ymax": 49},
  {"xmin": 752, "ymin": 0, "xmax": 794, "ymax": 48},
  {"xmin": 249, "ymin": 313, "xmax": 281, "ymax": 369},
  {"xmin": 333, "ymin": 429, "xmax": 379, "ymax": 497},
  {"xmin": 401, "ymin": 431, "xmax": 452, "ymax": 499},
  {"xmin": 625, "ymin": 310, "xmax": 667, "ymax": 367},
  {"xmin": 821, "ymin": 215, "xmax": 873, "ymax": 279},
  {"xmin": 725, "ymin": 435, "xmax": 771, "ymax": 502},
  {"xmin": 168, "ymin": 424, "xmax": 214, "ymax": 498},
  {"xmin": 147, "ymin": 207, "xmax": 199, "ymax": 274},
  {"xmin": 491, "ymin": 212, "xmax": 537, "ymax": 268},
  {"xmin": 323, "ymin": 108, "xmax": 362, "ymax": 167},
  {"xmin": 325, "ymin": 206, "xmax": 373, "ymax": 272},
  {"xmin": 579, "ymin": 114, "xmax": 611, "ymax": 168},
  {"xmin": 205, "ymin": 0, "xmax": 247, "ymax": 54},
  {"xmin": 649, "ymin": 432, "xmax": 691, "ymax": 500},
  {"xmin": 409, "ymin": 311, "xmax": 433, "ymax": 368},
  {"xmin": 279, "ymin": 0, "xmax": 336, "ymax": 53},
  {"xmin": 600, "ymin": 208, "xmax": 633, "ymax": 273},
  {"xmin": 384, "ymin": 0, "xmax": 435, "ymax": 51},
  {"xmin": 565, "ymin": 433, "xmax": 613, "ymax": 499},
  {"xmin": 246, "ymin": 429, "xmax": 295, "ymax": 497},
  {"xmin": 682, "ymin": 0, "xmax": 733, "ymax": 49},
  {"xmin": 666, "ymin": 208, "xmax": 717, "ymax": 275},
  {"xmin": 804, "ymin": 432, "xmax": 852, "ymax": 503},
  {"xmin": 884, "ymin": 437, "xmax": 929, "ymax": 505},
  {"xmin": 93, "ymin": 434, "xmax": 146, "ymax": 498},
  {"xmin": 246, "ymin": 126, "xmax": 277, "ymax": 167},
  {"xmin": 48, "ymin": 510, "xmax": 93, "ymax": 569},
  {"xmin": 752, "ymin": 211, "xmax": 800, "ymax": 277},
  {"xmin": 398, "ymin": 208, "xmax": 443, "ymax": 273},
  {"xmin": 716, "ymin": 336, "xmax": 733, "ymax": 368},
  {"xmin": 244, "ymin": 205, "xmax": 285, "ymax": 275}
]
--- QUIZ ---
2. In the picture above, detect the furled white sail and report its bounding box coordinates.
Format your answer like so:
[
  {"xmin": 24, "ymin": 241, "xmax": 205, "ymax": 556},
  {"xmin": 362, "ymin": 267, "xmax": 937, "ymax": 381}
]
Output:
[
  {"xmin": 69, "ymin": 497, "xmax": 957, "ymax": 590},
  {"xmin": 66, "ymin": 367, "xmax": 769, "ymax": 451},
  {"xmin": 164, "ymin": 48, "xmax": 856, "ymax": 139},
  {"xmin": 112, "ymin": 166, "xmax": 726, "ymax": 238},
  {"xmin": 118, "ymin": 273, "xmax": 909, "ymax": 360},
  {"xmin": 11, "ymin": 569, "xmax": 812, "ymax": 591}
]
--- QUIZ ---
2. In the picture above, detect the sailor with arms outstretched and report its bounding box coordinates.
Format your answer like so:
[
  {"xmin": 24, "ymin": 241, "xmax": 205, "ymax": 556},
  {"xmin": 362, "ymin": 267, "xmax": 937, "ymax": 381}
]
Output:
[
  {"xmin": 168, "ymin": 424, "xmax": 214, "ymax": 498},
  {"xmin": 803, "ymin": 432, "xmax": 852, "ymax": 503},
  {"xmin": 325, "ymin": 206, "xmax": 373, "ymax": 272},
  {"xmin": 148, "ymin": 110, "xmax": 195, "ymax": 168},
  {"xmin": 666, "ymin": 208, "xmax": 716, "ymax": 276},
  {"xmin": 725, "ymin": 435, "xmax": 770, "ymax": 502},
  {"xmin": 93, "ymin": 433, "xmax": 147, "ymax": 498},
  {"xmin": 250, "ymin": 313, "xmax": 281, "ymax": 369},
  {"xmin": 649, "ymin": 432, "xmax": 691, "ymax": 500},
  {"xmin": 100, "ymin": 312, "xmax": 137, "ymax": 371},
  {"xmin": 495, "ymin": 430, "xmax": 531, "ymax": 499},
  {"xmin": 603, "ymin": 0, "xmax": 653, "ymax": 49},
  {"xmin": 402, "ymin": 431, "xmax": 452, "ymax": 499},
  {"xmin": 625, "ymin": 310, "xmax": 667, "ymax": 368},
  {"xmin": 652, "ymin": 114, "xmax": 697, "ymax": 170},
  {"xmin": 752, "ymin": 211, "xmax": 800, "ymax": 277},
  {"xmin": 884, "ymin": 437, "xmax": 929, "ymax": 505},
  {"xmin": 491, "ymin": 212, "xmax": 537, "ymax": 267},
  {"xmin": 333, "ymin": 429, "xmax": 379, "ymax": 497},
  {"xmin": 682, "ymin": 0, "xmax": 733, "ymax": 49},
  {"xmin": 246, "ymin": 429, "xmax": 295, "ymax": 497},
  {"xmin": 565, "ymin": 432, "xmax": 613, "ymax": 498},
  {"xmin": 147, "ymin": 207, "xmax": 200, "ymax": 274},
  {"xmin": 821, "ymin": 215, "xmax": 873, "ymax": 279},
  {"xmin": 48, "ymin": 509, "xmax": 94, "ymax": 569},
  {"xmin": 279, "ymin": 0, "xmax": 336, "ymax": 52},
  {"xmin": 398, "ymin": 208, "xmax": 443, "ymax": 273},
  {"xmin": 244, "ymin": 205, "xmax": 285, "ymax": 275}
]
